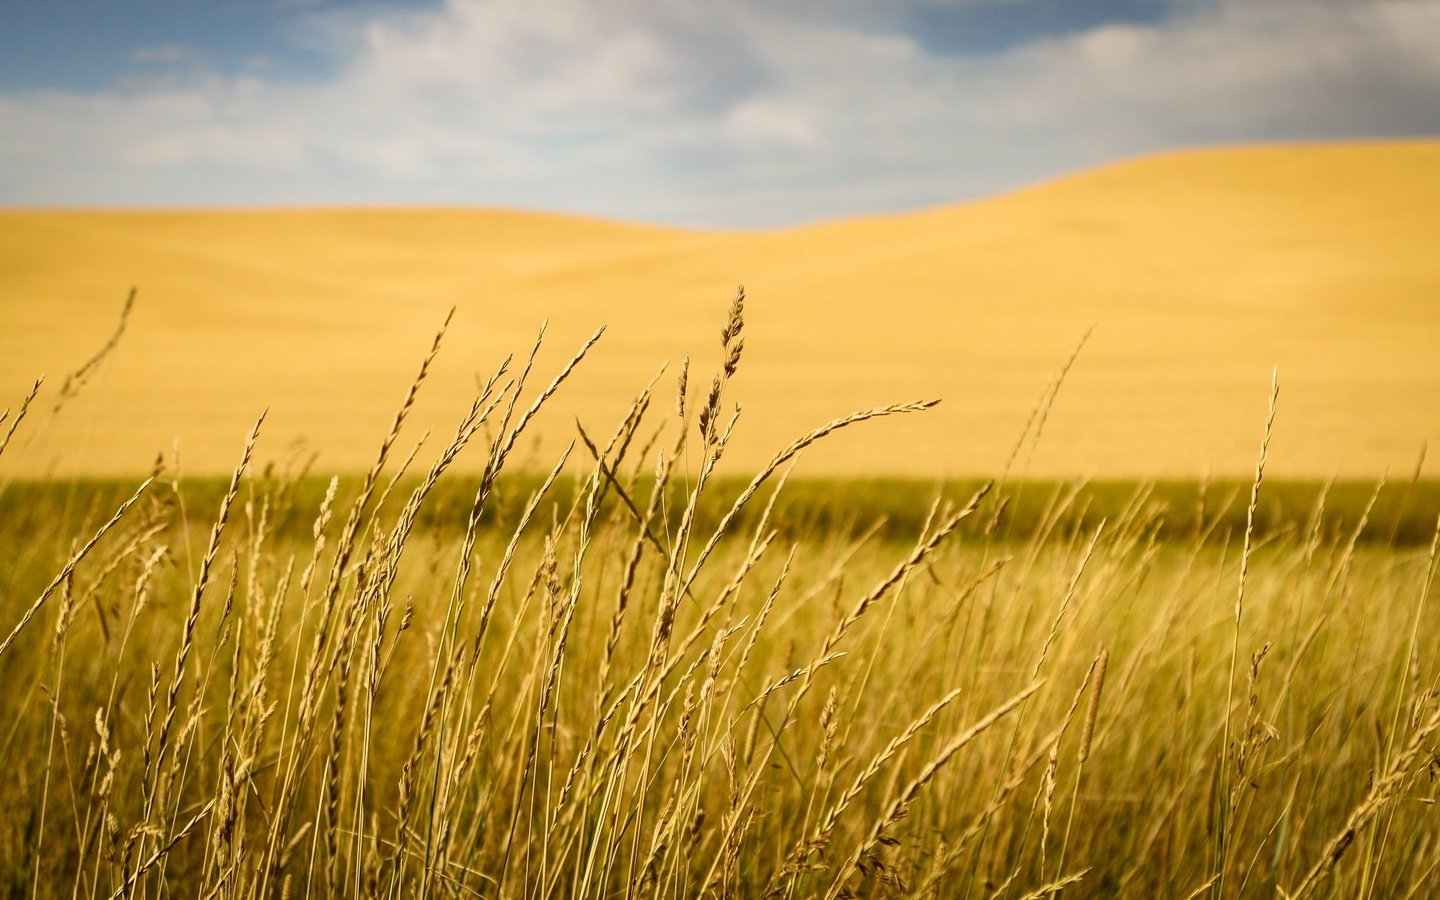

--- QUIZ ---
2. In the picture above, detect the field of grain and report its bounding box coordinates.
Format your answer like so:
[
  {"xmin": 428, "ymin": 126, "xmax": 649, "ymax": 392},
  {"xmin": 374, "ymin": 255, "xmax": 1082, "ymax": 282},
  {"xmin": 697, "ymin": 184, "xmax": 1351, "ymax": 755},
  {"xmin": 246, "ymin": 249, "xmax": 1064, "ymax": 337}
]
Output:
[
  {"xmin": 2, "ymin": 288, "xmax": 1438, "ymax": 899},
  {"xmin": 4, "ymin": 142, "xmax": 1440, "ymax": 480}
]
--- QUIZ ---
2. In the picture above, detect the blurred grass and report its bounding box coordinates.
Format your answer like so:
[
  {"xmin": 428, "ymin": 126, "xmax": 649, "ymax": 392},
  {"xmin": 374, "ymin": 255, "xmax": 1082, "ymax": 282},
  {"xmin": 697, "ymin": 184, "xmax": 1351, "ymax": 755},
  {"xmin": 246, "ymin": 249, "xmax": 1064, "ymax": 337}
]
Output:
[{"xmin": 5, "ymin": 474, "xmax": 1437, "ymax": 553}]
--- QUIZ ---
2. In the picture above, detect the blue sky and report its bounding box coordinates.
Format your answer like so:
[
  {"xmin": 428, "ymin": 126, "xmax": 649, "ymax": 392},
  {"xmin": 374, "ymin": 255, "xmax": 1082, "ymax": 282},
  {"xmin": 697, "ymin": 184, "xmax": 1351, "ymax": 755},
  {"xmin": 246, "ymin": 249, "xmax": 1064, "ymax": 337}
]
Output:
[{"xmin": 1, "ymin": 0, "xmax": 1437, "ymax": 226}]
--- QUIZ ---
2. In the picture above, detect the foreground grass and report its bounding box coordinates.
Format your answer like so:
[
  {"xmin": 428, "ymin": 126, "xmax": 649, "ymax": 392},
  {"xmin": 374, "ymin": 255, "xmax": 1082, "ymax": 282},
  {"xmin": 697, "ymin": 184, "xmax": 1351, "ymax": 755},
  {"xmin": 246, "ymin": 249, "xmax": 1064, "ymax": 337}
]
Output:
[{"xmin": 2, "ymin": 298, "xmax": 1438, "ymax": 898}]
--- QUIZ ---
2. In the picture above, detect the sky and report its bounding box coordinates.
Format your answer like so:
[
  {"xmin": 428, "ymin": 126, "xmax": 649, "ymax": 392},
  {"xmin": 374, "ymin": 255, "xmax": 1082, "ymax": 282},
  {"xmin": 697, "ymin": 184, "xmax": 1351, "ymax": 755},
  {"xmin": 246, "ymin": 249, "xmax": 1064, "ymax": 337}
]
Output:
[{"xmin": 1, "ymin": 0, "xmax": 1438, "ymax": 227}]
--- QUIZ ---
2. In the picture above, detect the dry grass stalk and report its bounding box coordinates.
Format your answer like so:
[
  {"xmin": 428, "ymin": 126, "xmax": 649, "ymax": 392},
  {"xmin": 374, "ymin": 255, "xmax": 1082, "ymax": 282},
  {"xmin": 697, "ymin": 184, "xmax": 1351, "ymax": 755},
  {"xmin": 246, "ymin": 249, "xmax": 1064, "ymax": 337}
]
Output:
[
  {"xmin": 0, "ymin": 375, "xmax": 43, "ymax": 460},
  {"xmin": 0, "ymin": 477, "xmax": 153, "ymax": 660},
  {"xmin": 54, "ymin": 288, "xmax": 136, "ymax": 413},
  {"xmin": 825, "ymin": 680, "xmax": 1043, "ymax": 900},
  {"xmin": 1215, "ymin": 368, "xmax": 1278, "ymax": 897},
  {"xmin": 1285, "ymin": 700, "xmax": 1440, "ymax": 899}
]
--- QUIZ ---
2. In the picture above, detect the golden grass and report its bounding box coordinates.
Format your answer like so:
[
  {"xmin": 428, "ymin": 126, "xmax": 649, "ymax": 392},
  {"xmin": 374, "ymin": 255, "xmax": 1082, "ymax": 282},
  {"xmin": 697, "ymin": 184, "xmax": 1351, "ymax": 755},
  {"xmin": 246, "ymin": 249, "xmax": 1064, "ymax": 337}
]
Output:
[
  {"xmin": 4, "ymin": 141, "xmax": 1440, "ymax": 477},
  {"xmin": 1, "ymin": 296, "xmax": 1439, "ymax": 898}
]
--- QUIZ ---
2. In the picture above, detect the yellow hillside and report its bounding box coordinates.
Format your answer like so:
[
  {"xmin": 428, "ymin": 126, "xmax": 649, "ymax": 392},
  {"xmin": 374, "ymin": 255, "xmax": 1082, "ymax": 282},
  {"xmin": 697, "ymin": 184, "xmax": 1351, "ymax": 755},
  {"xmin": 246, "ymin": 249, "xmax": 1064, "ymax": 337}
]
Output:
[{"xmin": 2, "ymin": 141, "xmax": 1438, "ymax": 479}]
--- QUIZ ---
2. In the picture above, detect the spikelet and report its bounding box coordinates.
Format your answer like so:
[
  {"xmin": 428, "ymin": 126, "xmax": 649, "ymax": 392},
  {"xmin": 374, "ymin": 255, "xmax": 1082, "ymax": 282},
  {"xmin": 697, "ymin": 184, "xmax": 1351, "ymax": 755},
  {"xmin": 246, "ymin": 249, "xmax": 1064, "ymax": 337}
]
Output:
[{"xmin": 1079, "ymin": 647, "xmax": 1109, "ymax": 764}]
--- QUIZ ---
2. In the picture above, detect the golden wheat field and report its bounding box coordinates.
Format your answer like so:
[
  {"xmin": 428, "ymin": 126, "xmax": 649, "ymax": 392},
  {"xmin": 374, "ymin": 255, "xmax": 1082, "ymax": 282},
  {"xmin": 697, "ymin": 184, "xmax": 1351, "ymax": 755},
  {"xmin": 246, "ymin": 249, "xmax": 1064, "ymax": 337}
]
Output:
[
  {"xmin": 4, "ymin": 142, "xmax": 1440, "ymax": 479},
  {"xmin": 3, "ymin": 143, "xmax": 1440, "ymax": 899}
]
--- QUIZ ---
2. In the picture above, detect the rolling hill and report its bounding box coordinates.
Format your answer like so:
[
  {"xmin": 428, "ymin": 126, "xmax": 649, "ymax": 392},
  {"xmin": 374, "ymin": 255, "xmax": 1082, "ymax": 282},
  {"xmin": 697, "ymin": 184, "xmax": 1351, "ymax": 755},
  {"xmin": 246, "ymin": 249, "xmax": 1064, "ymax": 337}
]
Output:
[{"xmin": 2, "ymin": 141, "xmax": 1438, "ymax": 479}]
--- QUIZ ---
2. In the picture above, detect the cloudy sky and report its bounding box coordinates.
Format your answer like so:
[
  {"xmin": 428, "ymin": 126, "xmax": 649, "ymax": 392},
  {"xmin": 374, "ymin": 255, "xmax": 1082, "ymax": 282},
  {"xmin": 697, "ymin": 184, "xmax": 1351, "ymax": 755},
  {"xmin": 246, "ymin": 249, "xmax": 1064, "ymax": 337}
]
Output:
[{"xmin": 2, "ymin": 0, "xmax": 1438, "ymax": 226}]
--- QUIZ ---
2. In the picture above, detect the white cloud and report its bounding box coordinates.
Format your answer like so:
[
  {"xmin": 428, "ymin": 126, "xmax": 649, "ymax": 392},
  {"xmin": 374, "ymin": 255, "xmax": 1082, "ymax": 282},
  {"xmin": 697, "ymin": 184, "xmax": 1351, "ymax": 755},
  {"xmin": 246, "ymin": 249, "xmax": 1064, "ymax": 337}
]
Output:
[
  {"xmin": 1, "ymin": 0, "xmax": 1437, "ymax": 224},
  {"xmin": 725, "ymin": 99, "xmax": 825, "ymax": 151},
  {"xmin": 972, "ymin": 0, "xmax": 1440, "ymax": 145}
]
